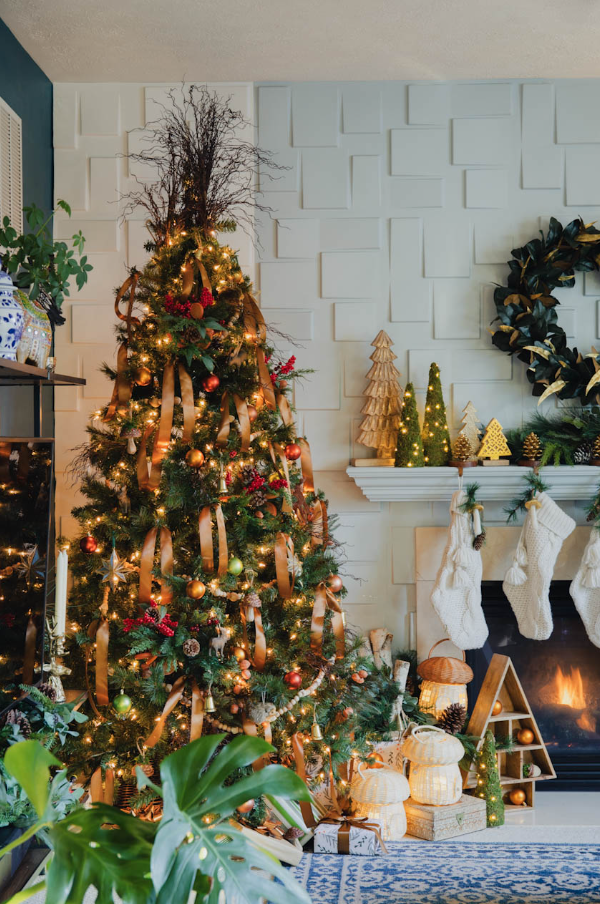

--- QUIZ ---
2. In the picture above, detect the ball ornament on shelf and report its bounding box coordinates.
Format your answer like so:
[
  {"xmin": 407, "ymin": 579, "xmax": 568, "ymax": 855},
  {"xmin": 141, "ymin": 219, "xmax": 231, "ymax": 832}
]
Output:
[
  {"xmin": 284, "ymin": 671, "xmax": 302, "ymax": 689},
  {"xmin": 113, "ymin": 690, "xmax": 132, "ymax": 715},
  {"xmin": 327, "ymin": 574, "xmax": 344, "ymax": 593},
  {"xmin": 186, "ymin": 449, "xmax": 205, "ymax": 468},
  {"xmin": 227, "ymin": 557, "xmax": 244, "ymax": 576},
  {"xmin": 509, "ymin": 789, "xmax": 527, "ymax": 806},
  {"xmin": 80, "ymin": 535, "xmax": 98, "ymax": 554},
  {"xmin": 186, "ymin": 579, "xmax": 206, "ymax": 600},
  {"xmin": 285, "ymin": 443, "xmax": 302, "ymax": 461},
  {"xmin": 133, "ymin": 366, "xmax": 152, "ymax": 386},
  {"xmin": 492, "ymin": 700, "xmax": 503, "ymax": 716},
  {"xmin": 517, "ymin": 728, "xmax": 535, "ymax": 745},
  {"xmin": 203, "ymin": 374, "xmax": 220, "ymax": 392}
]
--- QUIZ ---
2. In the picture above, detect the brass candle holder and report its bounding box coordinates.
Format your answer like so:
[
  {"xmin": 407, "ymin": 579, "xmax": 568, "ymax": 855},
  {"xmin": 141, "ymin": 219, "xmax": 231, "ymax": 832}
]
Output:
[{"xmin": 43, "ymin": 617, "xmax": 71, "ymax": 703}]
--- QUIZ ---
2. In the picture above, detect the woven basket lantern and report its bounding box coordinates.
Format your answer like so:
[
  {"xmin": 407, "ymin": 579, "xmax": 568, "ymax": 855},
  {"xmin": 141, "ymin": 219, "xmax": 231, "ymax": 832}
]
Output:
[
  {"xmin": 402, "ymin": 725, "xmax": 464, "ymax": 806},
  {"xmin": 417, "ymin": 639, "xmax": 473, "ymax": 719},
  {"xmin": 351, "ymin": 764, "xmax": 410, "ymax": 841}
]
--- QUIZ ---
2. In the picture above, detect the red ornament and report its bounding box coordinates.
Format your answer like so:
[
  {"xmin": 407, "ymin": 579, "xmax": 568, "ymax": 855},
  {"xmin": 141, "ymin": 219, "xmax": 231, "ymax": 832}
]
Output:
[
  {"xmin": 247, "ymin": 405, "xmax": 258, "ymax": 423},
  {"xmin": 285, "ymin": 443, "xmax": 302, "ymax": 462},
  {"xmin": 80, "ymin": 535, "xmax": 98, "ymax": 554},
  {"xmin": 327, "ymin": 574, "xmax": 344, "ymax": 593},
  {"xmin": 233, "ymin": 684, "xmax": 244, "ymax": 695},
  {"xmin": 230, "ymin": 703, "xmax": 240, "ymax": 714},
  {"xmin": 203, "ymin": 374, "xmax": 220, "ymax": 392},
  {"xmin": 284, "ymin": 671, "xmax": 302, "ymax": 689}
]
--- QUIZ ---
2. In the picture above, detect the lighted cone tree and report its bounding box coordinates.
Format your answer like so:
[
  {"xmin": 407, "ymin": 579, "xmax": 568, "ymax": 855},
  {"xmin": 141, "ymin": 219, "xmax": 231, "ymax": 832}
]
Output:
[
  {"xmin": 422, "ymin": 363, "xmax": 450, "ymax": 466},
  {"xmin": 357, "ymin": 331, "xmax": 403, "ymax": 460},
  {"xmin": 474, "ymin": 730, "xmax": 505, "ymax": 827},
  {"xmin": 395, "ymin": 382, "xmax": 424, "ymax": 467},
  {"xmin": 63, "ymin": 88, "xmax": 380, "ymax": 796}
]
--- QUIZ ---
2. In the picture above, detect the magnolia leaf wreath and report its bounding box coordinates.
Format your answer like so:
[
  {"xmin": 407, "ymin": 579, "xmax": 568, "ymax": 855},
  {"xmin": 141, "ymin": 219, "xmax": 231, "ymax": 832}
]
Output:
[{"xmin": 491, "ymin": 217, "xmax": 600, "ymax": 406}]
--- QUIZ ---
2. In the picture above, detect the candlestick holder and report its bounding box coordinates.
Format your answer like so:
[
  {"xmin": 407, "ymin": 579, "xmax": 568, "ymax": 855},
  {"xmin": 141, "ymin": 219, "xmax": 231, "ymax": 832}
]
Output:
[{"xmin": 42, "ymin": 617, "xmax": 71, "ymax": 703}]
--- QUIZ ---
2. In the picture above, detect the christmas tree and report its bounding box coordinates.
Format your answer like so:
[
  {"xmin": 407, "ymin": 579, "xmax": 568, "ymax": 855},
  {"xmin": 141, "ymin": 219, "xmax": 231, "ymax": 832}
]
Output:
[
  {"xmin": 357, "ymin": 331, "xmax": 402, "ymax": 460},
  {"xmin": 422, "ymin": 363, "xmax": 450, "ymax": 466},
  {"xmin": 473, "ymin": 730, "xmax": 505, "ymax": 827},
  {"xmin": 63, "ymin": 88, "xmax": 380, "ymax": 796},
  {"xmin": 459, "ymin": 402, "xmax": 481, "ymax": 458},
  {"xmin": 395, "ymin": 383, "xmax": 424, "ymax": 467},
  {"xmin": 478, "ymin": 418, "xmax": 511, "ymax": 462}
]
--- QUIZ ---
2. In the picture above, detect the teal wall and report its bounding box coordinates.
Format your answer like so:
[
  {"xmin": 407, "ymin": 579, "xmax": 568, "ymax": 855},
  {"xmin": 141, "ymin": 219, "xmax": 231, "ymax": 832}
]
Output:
[{"xmin": 0, "ymin": 18, "xmax": 53, "ymax": 216}]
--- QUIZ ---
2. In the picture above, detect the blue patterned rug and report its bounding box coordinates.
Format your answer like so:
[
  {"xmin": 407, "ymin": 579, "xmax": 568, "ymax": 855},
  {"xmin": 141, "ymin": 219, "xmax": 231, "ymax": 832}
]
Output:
[{"xmin": 291, "ymin": 844, "xmax": 600, "ymax": 904}]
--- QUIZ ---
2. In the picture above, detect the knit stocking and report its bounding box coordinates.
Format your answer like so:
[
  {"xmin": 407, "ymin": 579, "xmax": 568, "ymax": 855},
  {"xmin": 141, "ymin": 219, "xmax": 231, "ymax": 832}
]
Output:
[
  {"xmin": 431, "ymin": 490, "xmax": 488, "ymax": 650},
  {"xmin": 503, "ymin": 492, "xmax": 575, "ymax": 640},
  {"xmin": 570, "ymin": 529, "xmax": 600, "ymax": 648}
]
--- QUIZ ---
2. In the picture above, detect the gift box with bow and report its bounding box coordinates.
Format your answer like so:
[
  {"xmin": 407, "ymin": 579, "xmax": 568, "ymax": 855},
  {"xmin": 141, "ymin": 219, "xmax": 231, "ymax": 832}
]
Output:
[{"xmin": 313, "ymin": 814, "xmax": 387, "ymax": 855}]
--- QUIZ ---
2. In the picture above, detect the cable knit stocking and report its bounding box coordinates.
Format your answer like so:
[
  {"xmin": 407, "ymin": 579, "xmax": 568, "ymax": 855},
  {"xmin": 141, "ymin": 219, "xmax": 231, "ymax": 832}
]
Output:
[
  {"xmin": 570, "ymin": 529, "xmax": 600, "ymax": 648},
  {"xmin": 431, "ymin": 490, "xmax": 488, "ymax": 650},
  {"xmin": 503, "ymin": 492, "xmax": 575, "ymax": 640}
]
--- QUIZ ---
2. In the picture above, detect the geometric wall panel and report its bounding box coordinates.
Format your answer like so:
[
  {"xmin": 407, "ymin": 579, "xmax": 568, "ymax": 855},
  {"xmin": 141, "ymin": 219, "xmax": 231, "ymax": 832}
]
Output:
[
  {"xmin": 424, "ymin": 220, "xmax": 471, "ymax": 277},
  {"xmin": 293, "ymin": 85, "xmax": 339, "ymax": 147},
  {"xmin": 585, "ymin": 270, "xmax": 600, "ymax": 296},
  {"xmin": 54, "ymin": 149, "xmax": 88, "ymax": 211},
  {"xmin": 334, "ymin": 302, "xmax": 377, "ymax": 340},
  {"xmin": 260, "ymin": 261, "xmax": 317, "ymax": 307},
  {"xmin": 277, "ymin": 219, "xmax": 319, "ymax": 258},
  {"xmin": 322, "ymin": 251, "xmax": 380, "ymax": 298},
  {"xmin": 53, "ymin": 84, "xmax": 78, "ymax": 149},
  {"xmin": 54, "ymin": 218, "xmax": 118, "ymax": 253},
  {"xmin": 565, "ymin": 146, "xmax": 600, "ymax": 206},
  {"xmin": 80, "ymin": 84, "xmax": 120, "ymax": 136},
  {"xmin": 303, "ymin": 149, "xmax": 349, "ymax": 208},
  {"xmin": 390, "ymin": 178, "xmax": 444, "ymax": 208},
  {"xmin": 72, "ymin": 303, "xmax": 116, "ymax": 344},
  {"xmin": 391, "ymin": 129, "xmax": 446, "ymax": 176},
  {"xmin": 294, "ymin": 344, "xmax": 341, "ymax": 409},
  {"xmin": 521, "ymin": 83, "xmax": 562, "ymax": 190},
  {"xmin": 408, "ymin": 348, "xmax": 453, "ymax": 390},
  {"xmin": 465, "ymin": 169, "xmax": 508, "ymax": 208},
  {"xmin": 265, "ymin": 308, "xmax": 314, "ymax": 341},
  {"xmin": 452, "ymin": 83, "xmax": 512, "ymax": 118},
  {"xmin": 390, "ymin": 218, "xmax": 431, "ymax": 322},
  {"xmin": 451, "ymin": 349, "xmax": 512, "ymax": 382},
  {"xmin": 556, "ymin": 82, "xmax": 600, "ymax": 144},
  {"xmin": 258, "ymin": 86, "xmax": 291, "ymax": 149},
  {"xmin": 474, "ymin": 221, "xmax": 515, "ymax": 264},
  {"xmin": 433, "ymin": 280, "xmax": 481, "ymax": 339},
  {"xmin": 408, "ymin": 84, "xmax": 448, "ymax": 125},
  {"xmin": 320, "ymin": 218, "xmax": 381, "ymax": 250},
  {"xmin": 89, "ymin": 158, "xmax": 119, "ymax": 213},
  {"xmin": 352, "ymin": 155, "xmax": 381, "ymax": 208},
  {"xmin": 343, "ymin": 85, "xmax": 382, "ymax": 133},
  {"xmin": 260, "ymin": 148, "xmax": 300, "ymax": 192},
  {"xmin": 452, "ymin": 118, "xmax": 510, "ymax": 165}
]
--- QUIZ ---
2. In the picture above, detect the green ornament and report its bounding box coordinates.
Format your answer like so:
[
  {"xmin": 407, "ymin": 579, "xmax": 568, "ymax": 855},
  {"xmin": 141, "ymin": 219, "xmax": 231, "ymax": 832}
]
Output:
[
  {"xmin": 227, "ymin": 557, "xmax": 244, "ymax": 576},
  {"xmin": 113, "ymin": 690, "xmax": 132, "ymax": 715}
]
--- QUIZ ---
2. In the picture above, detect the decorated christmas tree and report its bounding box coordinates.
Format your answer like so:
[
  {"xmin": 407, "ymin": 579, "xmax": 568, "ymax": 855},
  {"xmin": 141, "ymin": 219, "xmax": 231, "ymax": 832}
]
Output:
[
  {"xmin": 459, "ymin": 401, "xmax": 481, "ymax": 458},
  {"xmin": 473, "ymin": 730, "xmax": 505, "ymax": 827},
  {"xmin": 395, "ymin": 382, "xmax": 424, "ymax": 467},
  {"xmin": 62, "ymin": 88, "xmax": 380, "ymax": 798},
  {"xmin": 422, "ymin": 363, "xmax": 450, "ymax": 466},
  {"xmin": 357, "ymin": 331, "xmax": 402, "ymax": 460}
]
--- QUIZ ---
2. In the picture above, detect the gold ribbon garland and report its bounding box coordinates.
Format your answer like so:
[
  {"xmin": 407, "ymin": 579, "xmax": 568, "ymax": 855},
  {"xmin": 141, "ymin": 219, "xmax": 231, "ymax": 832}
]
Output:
[
  {"xmin": 198, "ymin": 505, "xmax": 228, "ymax": 575},
  {"xmin": 190, "ymin": 680, "xmax": 204, "ymax": 742},
  {"xmin": 22, "ymin": 615, "xmax": 37, "ymax": 686},
  {"xmin": 274, "ymin": 532, "xmax": 294, "ymax": 599},
  {"xmin": 144, "ymin": 675, "xmax": 186, "ymax": 748},
  {"xmin": 178, "ymin": 362, "xmax": 195, "ymax": 444},
  {"xmin": 86, "ymin": 585, "xmax": 110, "ymax": 707},
  {"xmin": 216, "ymin": 392, "xmax": 251, "ymax": 452},
  {"xmin": 311, "ymin": 582, "xmax": 345, "ymax": 660},
  {"xmin": 148, "ymin": 363, "xmax": 175, "ymax": 491},
  {"xmin": 138, "ymin": 527, "xmax": 174, "ymax": 608},
  {"xmin": 104, "ymin": 272, "xmax": 140, "ymax": 422},
  {"xmin": 298, "ymin": 438, "xmax": 315, "ymax": 494},
  {"xmin": 292, "ymin": 733, "xmax": 318, "ymax": 828},
  {"xmin": 89, "ymin": 766, "xmax": 115, "ymax": 805},
  {"xmin": 242, "ymin": 293, "xmax": 276, "ymax": 411}
]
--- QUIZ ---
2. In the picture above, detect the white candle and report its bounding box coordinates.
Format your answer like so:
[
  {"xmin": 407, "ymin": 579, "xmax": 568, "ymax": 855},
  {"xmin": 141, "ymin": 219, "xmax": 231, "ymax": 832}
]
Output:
[{"xmin": 55, "ymin": 549, "xmax": 68, "ymax": 637}]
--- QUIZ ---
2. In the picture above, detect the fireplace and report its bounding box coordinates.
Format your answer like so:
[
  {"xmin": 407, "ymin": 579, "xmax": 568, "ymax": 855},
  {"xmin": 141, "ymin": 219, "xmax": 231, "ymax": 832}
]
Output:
[{"xmin": 466, "ymin": 582, "xmax": 600, "ymax": 791}]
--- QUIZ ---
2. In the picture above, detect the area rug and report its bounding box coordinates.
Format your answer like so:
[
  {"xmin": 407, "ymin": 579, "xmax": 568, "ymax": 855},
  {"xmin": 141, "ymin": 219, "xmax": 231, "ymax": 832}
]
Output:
[{"xmin": 291, "ymin": 843, "xmax": 600, "ymax": 904}]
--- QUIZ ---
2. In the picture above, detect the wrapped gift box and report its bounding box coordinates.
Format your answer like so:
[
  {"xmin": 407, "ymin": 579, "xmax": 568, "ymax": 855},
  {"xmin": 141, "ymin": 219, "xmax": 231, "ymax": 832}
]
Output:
[
  {"xmin": 314, "ymin": 817, "xmax": 385, "ymax": 855},
  {"xmin": 405, "ymin": 793, "xmax": 486, "ymax": 841}
]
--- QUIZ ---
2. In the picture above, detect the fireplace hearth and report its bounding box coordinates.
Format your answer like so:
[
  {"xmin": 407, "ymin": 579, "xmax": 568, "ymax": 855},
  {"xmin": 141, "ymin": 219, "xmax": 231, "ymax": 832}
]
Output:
[{"xmin": 466, "ymin": 582, "xmax": 600, "ymax": 791}]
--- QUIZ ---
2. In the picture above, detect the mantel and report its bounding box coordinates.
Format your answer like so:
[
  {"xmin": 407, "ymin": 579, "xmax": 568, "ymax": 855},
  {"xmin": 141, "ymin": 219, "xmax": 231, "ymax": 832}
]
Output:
[{"xmin": 346, "ymin": 465, "xmax": 600, "ymax": 502}]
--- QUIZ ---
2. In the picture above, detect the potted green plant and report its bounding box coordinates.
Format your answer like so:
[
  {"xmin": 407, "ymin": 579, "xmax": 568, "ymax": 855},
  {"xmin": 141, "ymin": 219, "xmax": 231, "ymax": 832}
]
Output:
[{"xmin": 0, "ymin": 734, "xmax": 311, "ymax": 904}]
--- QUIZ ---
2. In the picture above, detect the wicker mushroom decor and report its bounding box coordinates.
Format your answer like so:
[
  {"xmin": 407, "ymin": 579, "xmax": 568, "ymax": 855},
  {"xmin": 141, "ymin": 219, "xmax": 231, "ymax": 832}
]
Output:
[
  {"xmin": 351, "ymin": 763, "xmax": 410, "ymax": 840},
  {"xmin": 417, "ymin": 639, "xmax": 473, "ymax": 719},
  {"xmin": 402, "ymin": 725, "xmax": 464, "ymax": 807}
]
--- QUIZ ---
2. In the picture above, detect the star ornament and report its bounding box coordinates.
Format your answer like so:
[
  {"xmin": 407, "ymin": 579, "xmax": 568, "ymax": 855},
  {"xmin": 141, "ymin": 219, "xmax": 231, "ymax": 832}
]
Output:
[
  {"xmin": 14, "ymin": 545, "xmax": 46, "ymax": 587},
  {"xmin": 97, "ymin": 549, "xmax": 135, "ymax": 587}
]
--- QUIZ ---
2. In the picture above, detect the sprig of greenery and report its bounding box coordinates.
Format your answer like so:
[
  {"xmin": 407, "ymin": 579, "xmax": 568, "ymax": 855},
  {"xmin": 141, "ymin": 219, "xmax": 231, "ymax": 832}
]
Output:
[{"xmin": 504, "ymin": 470, "xmax": 549, "ymax": 522}]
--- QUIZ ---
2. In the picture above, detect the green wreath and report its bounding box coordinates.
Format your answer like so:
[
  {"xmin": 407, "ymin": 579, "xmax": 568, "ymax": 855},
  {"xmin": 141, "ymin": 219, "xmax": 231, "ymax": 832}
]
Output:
[{"xmin": 492, "ymin": 216, "xmax": 600, "ymax": 405}]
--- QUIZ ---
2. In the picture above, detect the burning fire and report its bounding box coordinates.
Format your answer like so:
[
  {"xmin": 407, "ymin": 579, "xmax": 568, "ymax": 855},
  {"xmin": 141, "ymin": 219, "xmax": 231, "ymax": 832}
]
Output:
[{"xmin": 552, "ymin": 666, "xmax": 596, "ymax": 734}]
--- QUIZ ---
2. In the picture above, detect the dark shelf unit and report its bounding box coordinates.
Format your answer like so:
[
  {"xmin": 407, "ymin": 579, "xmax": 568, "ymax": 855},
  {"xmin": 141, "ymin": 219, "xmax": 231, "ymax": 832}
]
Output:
[{"xmin": 0, "ymin": 358, "xmax": 86, "ymax": 436}]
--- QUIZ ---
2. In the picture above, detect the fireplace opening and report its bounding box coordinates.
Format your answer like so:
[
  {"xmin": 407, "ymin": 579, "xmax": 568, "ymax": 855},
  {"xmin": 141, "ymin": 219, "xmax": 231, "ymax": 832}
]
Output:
[{"xmin": 466, "ymin": 582, "xmax": 600, "ymax": 791}]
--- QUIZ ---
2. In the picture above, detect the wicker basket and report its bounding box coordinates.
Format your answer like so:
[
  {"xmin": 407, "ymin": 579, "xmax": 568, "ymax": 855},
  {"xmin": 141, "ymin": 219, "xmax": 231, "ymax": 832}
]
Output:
[
  {"xmin": 417, "ymin": 639, "xmax": 474, "ymax": 684},
  {"xmin": 408, "ymin": 762, "xmax": 463, "ymax": 807},
  {"xmin": 351, "ymin": 764, "xmax": 410, "ymax": 841},
  {"xmin": 401, "ymin": 725, "xmax": 464, "ymax": 766}
]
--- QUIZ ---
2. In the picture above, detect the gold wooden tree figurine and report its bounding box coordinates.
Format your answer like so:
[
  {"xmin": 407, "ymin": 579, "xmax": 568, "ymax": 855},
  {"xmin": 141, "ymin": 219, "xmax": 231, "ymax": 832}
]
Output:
[
  {"xmin": 519, "ymin": 432, "xmax": 543, "ymax": 467},
  {"xmin": 356, "ymin": 330, "xmax": 402, "ymax": 466},
  {"xmin": 477, "ymin": 418, "xmax": 511, "ymax": 466}
]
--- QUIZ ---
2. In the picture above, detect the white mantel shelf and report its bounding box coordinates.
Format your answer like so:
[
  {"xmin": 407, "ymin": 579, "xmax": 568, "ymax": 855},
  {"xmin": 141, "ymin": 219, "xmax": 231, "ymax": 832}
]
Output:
[{"xmin": 346, "ymin": 465, "xmax": 600, "ymax": 503}]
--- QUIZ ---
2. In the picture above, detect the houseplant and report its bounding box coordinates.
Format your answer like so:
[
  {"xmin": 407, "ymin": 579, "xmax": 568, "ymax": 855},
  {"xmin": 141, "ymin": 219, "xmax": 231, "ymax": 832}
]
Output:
[{"xmin": 0, "ymin": 734, "xmax": 311, "ymax": 904}]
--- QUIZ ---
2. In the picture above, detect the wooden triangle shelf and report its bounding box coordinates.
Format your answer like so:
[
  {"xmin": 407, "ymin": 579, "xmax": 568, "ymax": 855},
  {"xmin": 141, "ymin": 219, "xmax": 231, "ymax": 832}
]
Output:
[{"xmin": 462, "ymin": 653, "xmax": 555, "ymax": 809}]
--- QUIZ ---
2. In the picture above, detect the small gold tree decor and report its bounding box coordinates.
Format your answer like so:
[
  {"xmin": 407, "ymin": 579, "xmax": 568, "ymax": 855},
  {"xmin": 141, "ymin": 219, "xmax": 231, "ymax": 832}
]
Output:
[
  {"xmin": 450, "ymin": 433, "xmax": 477, "ymax": 473},
  {"xmin": 477, "ymin": 418, "xmax": 511, "ymax": 466},
  {"xmin": 422, "ymin": 363, "xmax": 450, "ymax": 466},
  {"xmin": 357, "ymin": 330, "xmax": 402, "ymax": 465},
  {"xmin": 519, "ymin": 432, "xmax": 543, "ymax": 467},
  {"xmin": 459, "ymin": 401, "xmax": 481, "ymax": 458},
  {"xmin": 395, "ymin": 382, "xmax": 424, "ymax": 467}
]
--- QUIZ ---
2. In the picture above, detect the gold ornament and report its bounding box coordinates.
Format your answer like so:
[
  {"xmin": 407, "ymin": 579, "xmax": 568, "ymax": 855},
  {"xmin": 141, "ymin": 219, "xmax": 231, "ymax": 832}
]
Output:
[
  {"xmin": 311, "ymin": 722, "xmax": 323, "ymax": 741},
  {"xmin": 186, "ymin": 449, "xmax": 205, "ymax": 468},
  {"xmin": 517, "ymin": 728, "xmax": 535, "ymax": 745},
  {"xmin": 233, "ymin": 647, "xmax": 246, "ymax": 661},
  {"xmin": 509, "ymin": 789, "xmax": 526, "ymax": 805},
  {"xmin": 204, "ymin": 692, "xmax": 216, "ymax": 713},
  {"xmin": 134, "ymin": 366, "xmax": 152, "ymax": 386},
  {"xmin": 97, "ymin": 548, "xmax": 134, "ymax": 587},
  {"xmin": 190, "ymin": 302, "xmax": 204, "ymax": 320},
  {"xmin": 492, "ymin": 700, "xmax": 503, "ymax": 716},
  {"xmin": 186, "ymin": 579, "xmax": 206, "ymax": 600}
]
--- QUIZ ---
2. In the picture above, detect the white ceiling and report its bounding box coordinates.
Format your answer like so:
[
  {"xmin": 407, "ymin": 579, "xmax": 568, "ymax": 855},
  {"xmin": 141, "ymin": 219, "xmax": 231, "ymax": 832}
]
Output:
[{"xmin": 2, "ymin": 0, "xmax": 600, "ymax": 83}]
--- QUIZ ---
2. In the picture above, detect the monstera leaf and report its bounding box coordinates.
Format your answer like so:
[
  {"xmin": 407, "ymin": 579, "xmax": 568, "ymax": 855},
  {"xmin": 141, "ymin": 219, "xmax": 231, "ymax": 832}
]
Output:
[{"xmin": 146, "ymin": 733, "xmax": 311, "ymax": 904}]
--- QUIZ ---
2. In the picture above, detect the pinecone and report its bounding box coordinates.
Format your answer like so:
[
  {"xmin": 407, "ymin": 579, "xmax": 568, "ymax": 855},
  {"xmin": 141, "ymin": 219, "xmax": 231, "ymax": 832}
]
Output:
[
  {"xmin": 37, "ymin": 681, "xmax": 57, "ymax": 702},
  {"xmin": 521, "ymin": 432, "xmax": 542, "ymax": 461},
  {"xmin": 574, "ymin": 442, "xmax": 593, "ymax": 464},
  {"xmin": 452, "ymin": 433, "xmax": 473, "ymax": 461},
  {"xmin": 473, "ymin": 528, "xmax": 487, "ymax": 551},
  {"xmin": 182, "ymin": 638, "xmax": 201, "ymax": 657},
  {"xmin": 251, "ymin": 488, "xmax": 269, "ymax": 508},
  {"xmin": 240, "ymin": 464, "xmax": 256, "ymax": 485},
  {"xmin": 592, "ymin": 435, "xmax": 600, "ymax": 461},
  {"xmin": 181, "ymin": 325, "xmax": 201, "ymax": 345},
  {"xmin": 4, "ymin": 709, "xmax": 32, "ymax": 738},
  {"xmin": 436, "ymin": 703, "xmax": 466, "ymax": 735}
]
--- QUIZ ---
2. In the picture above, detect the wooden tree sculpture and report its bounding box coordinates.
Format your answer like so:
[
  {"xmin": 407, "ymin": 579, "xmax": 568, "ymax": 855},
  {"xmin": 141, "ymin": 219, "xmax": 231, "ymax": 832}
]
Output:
[
  {"xmin": 477, "ymin": 418, "xmax": 511, "ymax": 465},
  {"xmin": 357, "ymin": 330, "xmax": 402, "ymax": 463},
  {"xmin": 459, "ymin": 401, "xmax": 481, "ymax": 458}
]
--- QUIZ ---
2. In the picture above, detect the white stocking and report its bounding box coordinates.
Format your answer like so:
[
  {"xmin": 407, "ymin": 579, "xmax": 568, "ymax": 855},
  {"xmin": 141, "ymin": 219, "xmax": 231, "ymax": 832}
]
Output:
[{"xmin": 570, "ymin": 529, "xmax": 600, "ymax": 648}]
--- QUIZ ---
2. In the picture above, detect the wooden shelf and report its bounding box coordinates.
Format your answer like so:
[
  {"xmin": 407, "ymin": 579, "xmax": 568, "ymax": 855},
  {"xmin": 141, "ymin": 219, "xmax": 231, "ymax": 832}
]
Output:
[
  {"xmin": 0, "ymin": 358, "xmax": 85, "ymax": 386},
  {"xmin": 347, "ymin": 464, "xmax": 600, "ymax": 502},
  {"xmin": 489, "ymin": 711, "xmax": 531, "ymax": 722}
]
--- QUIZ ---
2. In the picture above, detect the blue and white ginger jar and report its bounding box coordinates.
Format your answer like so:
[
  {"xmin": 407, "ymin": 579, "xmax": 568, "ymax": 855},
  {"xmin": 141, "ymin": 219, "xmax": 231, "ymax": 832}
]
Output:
[{"xmin": 0, "ymin": 270, "xmax": 24, "ymax": 362}]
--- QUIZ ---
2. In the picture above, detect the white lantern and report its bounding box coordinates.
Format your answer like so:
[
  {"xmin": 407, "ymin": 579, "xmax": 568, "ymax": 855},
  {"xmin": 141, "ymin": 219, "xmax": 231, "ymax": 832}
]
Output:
[
  {"xmin": 402, "ymin": 725, "xmax": 464, "ymax": 807},
  {"xmin": 351, "ymin": 764, "xmax": 410, "ymax": 840}
]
